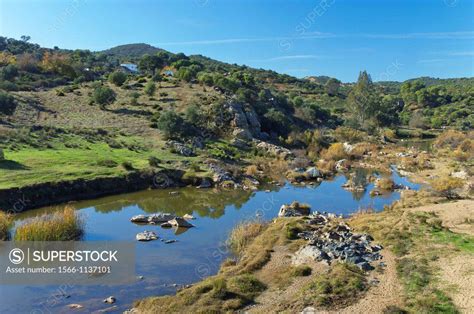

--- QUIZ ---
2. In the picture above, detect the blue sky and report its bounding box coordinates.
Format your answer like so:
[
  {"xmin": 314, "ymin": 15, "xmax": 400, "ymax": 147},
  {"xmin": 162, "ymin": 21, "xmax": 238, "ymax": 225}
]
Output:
[{"xmin": 1, "ymin": 0, "xmax": 473, "ymax": 82}]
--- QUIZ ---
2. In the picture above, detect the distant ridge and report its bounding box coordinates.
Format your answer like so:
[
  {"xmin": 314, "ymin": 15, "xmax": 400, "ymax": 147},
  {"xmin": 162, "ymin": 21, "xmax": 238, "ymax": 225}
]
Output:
[{"xmin": 101, "ymin": 43, "xmax": 164, "ymax": 57}]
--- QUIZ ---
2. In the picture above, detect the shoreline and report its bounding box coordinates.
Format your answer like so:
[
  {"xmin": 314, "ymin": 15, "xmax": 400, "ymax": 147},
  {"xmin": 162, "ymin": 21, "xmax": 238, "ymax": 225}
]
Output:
[{"xmin": 0, "ymin": 168, "xmax": 193, "ymax": 212}]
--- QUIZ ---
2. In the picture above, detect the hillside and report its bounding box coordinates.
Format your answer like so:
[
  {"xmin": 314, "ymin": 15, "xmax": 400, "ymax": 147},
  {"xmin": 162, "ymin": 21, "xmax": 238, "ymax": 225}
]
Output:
[
  {"xmin": 101, "ymin": 43, "xmax": 165, "ymax": 58},
  {"xmin": 0, "ymin": 37, "xmax": 473, "ymax": 193}
]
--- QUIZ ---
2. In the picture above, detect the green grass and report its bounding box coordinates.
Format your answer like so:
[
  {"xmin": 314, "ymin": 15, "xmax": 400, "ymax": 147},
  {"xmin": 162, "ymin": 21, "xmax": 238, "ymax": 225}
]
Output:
[
  {"xmin": 431, "ymin": 229, "xmax": 474, "ymax": 253},
  {"xmin": 14, "ymin": 207, "xmax": 83, "ymax": 241},
  {"xmin": 0, "ymin": 142, "xmax": 201, "ymax": 189}
]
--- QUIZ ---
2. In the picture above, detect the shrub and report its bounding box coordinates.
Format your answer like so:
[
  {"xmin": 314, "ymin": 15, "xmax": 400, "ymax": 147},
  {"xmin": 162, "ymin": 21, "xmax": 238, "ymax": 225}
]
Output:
[
  {"xmin": 321, "ymin": 143, "xmax": 347, "ymax": 161},
  {"xmin": 148, "ymin": 156, "xmax": 161, "ymax": 167},
  {"xmin": 431, "ymin": 176, "xmax": 464, "ymax": 199},
  {"xmin": 144, "ymin": 81, "xmax": 156, "ymax": 96},
  {"xmin": 434, "ymin": 130, "xmax": 469, "ymax": 150},
  {"xmin": 245, "ymin": 165, "xmax": 259, "ymax": 176},
  {"xmin": 0, "ymin": 211, "xmax": 12, "ymax": 240},
  {"xmin": 156, "ymin": 110, "xmax": 186, "ymax": 138},
  {"xmin": 92, "ymin": 86, "xmax": 116, "ymax": 106},
  {"xmin": 334, "ymin": 127, "xmax": 366, "ymax": 143},
  {"xmin": 375, "ymin": 177, "xmax": 395, "ymax": 190},
  {"xmin": 108, "ymin": 71, "xmax": 127, "ymax": 86},
  {"xmin": 14, "ymin": 207, "xmax": 83, "ymax": 241},
  {"xmin": 0, "ymin": 91, "xmax": 17, "ymax": 115}
]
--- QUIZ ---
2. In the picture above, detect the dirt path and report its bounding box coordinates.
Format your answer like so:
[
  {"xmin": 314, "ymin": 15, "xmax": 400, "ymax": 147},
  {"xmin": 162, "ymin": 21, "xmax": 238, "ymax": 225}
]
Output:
[
  {"xmin": 436, "ymin": 254, "xmax": 474, "ymax": 314},
  {"xmin": 405, "ymin": 199, "xmax": 474, "ymax": 236},
  {"xmin": 246, "ymin": 246, "xmax": 404, "ymax": 314}
]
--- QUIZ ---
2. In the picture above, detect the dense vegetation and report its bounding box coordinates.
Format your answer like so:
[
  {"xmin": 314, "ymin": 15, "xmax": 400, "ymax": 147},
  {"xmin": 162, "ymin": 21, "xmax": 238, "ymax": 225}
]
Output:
[{"xmin": 0, "ymin": 36, "xmax": 472, "ymax": 189}]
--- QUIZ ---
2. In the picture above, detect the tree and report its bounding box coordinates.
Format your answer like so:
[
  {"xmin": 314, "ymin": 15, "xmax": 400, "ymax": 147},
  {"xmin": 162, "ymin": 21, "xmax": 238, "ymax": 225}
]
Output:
[
  {"xmin": 185, "ymin": 104, "xmax": 203, "ymax": 126},
  {"xmin": 325, "ymin": 78, "xmax": 341, "ymax": 96},
  {"xmin": 346, "ymin": 70, "xmax": 379, "ymax": 130},
  {"xmin": 157, "ymin": 111, "xmax": 185, "ymax": 138},
  {"xmin": 138, "ymin": 54, "xmax": 163, "ymax": 75},
  {"xmin": 92, "ymin": 86, "xmax": 116, "ymax": 108},
  {"xmin": 144, "ymin": 81, "xmax": 156, "ymax": 96},
  {"xmin": 108, "ymin": 71, "xmax": 127, "ymax": 86}
]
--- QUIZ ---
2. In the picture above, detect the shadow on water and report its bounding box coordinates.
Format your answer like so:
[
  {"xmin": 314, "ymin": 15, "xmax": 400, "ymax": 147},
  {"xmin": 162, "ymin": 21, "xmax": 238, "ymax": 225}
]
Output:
[{"xmin": 2, "ymin": 168, "xmax": 419, "ymax": 313}]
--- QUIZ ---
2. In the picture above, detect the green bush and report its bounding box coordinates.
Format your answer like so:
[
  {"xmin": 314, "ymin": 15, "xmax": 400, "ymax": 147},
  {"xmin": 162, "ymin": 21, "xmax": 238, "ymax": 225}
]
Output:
[
  {"xmin": 156, "ymin": 110, "xmax": 186, "ymax": 138},
  {"xmin": 108, "ymin": 71, "xmax": 127, "ymax": 86},
  {"xmin": 144, "ymin": 81, "xmax": 156, "ymax": 96},
  {"xmin": 92, "ymin": 86, "xmax": 116, "ymax": 106},
  {"xmin": 0, "ymin": 91, "xmax": 17, "ymax": 115}
]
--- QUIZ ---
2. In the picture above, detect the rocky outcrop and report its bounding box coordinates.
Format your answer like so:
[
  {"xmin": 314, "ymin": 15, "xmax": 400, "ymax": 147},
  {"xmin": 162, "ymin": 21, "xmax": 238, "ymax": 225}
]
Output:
[
  {"xmin": 208, "ymin": 163, "xmax": 234, "ymax": 183},
  {"xmin": 254, "ymin": 140, "xmax": 294, "ymax": 159},
  {"xmin": 166, "ymin": 141, "xmax": 195, "ymax": 157},
  {"xmin": 292, "ymin": 212, "xmax": 382, "ymax": 271},
  {"xmin": 278, "ymin": 201, "xmax": 311, "ymax": 217},
  {"xmin": 227, "ymin": 102, "xmax": 262, "ymax": 140}
]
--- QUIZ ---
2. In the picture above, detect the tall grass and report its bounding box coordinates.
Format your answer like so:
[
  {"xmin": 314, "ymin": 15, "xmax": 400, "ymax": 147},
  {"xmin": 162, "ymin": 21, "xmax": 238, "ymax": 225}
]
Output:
[
  {"xmin": 0, "ymin": 211, "xmax": 13, "ymax": 240},
  {"xmin": 228, "ymin": 221, "xmax": 266, "ymax": 255},
  {"xmin": 14, "ymin": 207, "xmax": 83, "ymax": 241}
]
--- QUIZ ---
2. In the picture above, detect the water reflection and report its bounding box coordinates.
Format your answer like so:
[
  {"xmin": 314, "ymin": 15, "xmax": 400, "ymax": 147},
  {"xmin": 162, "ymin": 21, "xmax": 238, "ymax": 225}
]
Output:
[{"xmin": 2, "ymin": 168, "xmax": 419, "ymax": 313}]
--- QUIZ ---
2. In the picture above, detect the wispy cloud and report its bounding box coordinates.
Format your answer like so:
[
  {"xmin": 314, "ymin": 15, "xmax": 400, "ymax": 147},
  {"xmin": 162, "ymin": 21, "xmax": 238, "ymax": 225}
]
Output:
[
  {"xmin": 268, "ymin": 55, "xmax": 325, "ymax": 61},
  {"xmin": 359, "ymin": 31, "xmax": 474, "ymax": 39},
  {"xmin": 155, "ymin": 31, "xmax": 473, "ymax": 47},
  {"xmin": 417, "ymin": 59, "xmax": 447, "ymax": 64},
  {"xmin": 155, "ymin": 32, "xmax": 334, "ymax": 46},
  {"xmin": 447, "ymin": 51, "xmax": 474, "ymax": 56}
]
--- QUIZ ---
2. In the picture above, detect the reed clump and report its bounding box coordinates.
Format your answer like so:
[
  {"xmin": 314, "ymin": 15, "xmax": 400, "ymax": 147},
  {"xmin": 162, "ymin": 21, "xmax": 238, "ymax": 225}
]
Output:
[
  {"xmin": 14, "ymin": 207, "xmax": 83, "ymax": 241},
  {"xmin": 0, "ymin": 211, "xmax": 13, "ymax": 240}
]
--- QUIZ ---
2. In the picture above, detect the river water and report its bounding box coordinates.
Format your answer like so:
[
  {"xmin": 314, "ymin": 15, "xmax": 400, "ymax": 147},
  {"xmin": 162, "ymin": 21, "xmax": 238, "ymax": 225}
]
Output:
[{"xmin": 0, "ymin": 169, "xmax": 418, "ymax": 313}]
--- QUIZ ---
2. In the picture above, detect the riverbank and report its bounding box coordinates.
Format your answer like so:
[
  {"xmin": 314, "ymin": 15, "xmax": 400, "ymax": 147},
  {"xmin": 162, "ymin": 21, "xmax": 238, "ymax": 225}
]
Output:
[
  {"xmin": 131, "ymin": 197, "xmax": 473, "ymax": 313},
  {"xmin": 0, "ymin": 168, "xmax": 189, "ymax": 212}
]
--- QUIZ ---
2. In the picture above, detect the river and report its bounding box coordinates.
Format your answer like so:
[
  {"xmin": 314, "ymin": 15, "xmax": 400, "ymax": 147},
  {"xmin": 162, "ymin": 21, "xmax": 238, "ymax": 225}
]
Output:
[{"xmin": 0, "ymin": 168, "xmax": 419, "ymax": 313}]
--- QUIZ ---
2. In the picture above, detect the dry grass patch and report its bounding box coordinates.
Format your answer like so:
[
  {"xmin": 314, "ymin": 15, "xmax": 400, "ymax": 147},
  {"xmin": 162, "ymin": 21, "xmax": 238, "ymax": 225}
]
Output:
[
  {"xmin": 300, "ymin": 263, "xmax": 367, "ymax": 308},
  {"xmin": 14, "ymin": 207, "xmax": 83, "ymax": 241},
  {"xmin": 0, "ymin": 211, "xmax": 13, "ymax": 240}
]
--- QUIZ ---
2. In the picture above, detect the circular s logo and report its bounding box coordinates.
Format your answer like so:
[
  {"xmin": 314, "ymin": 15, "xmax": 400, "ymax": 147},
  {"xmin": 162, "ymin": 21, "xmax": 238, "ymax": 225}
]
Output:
[{"xmin": 9, "ymin": 248, "xmax": 25, "ymax": 265}]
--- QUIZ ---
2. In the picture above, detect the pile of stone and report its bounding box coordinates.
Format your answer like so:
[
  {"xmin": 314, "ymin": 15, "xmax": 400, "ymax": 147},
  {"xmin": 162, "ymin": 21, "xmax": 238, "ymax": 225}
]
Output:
[{"xmin": 280, "ymin": 207, "xmax": 382, "ymax": 271}]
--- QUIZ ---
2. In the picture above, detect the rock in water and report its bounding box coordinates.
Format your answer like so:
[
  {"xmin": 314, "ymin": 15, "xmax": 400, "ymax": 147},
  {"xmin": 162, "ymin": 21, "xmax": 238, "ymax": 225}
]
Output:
[
  {"xmin": 130, "ymin": 215, "xmax": 148, "ymax": 223},
  {"xmin": 136, "ymin": 231, "xmax": 158, "ymax": 241},
  {"xmin": 103, "ymin": 296, "xmax": 116, "ymax": 304},
  {"xmin": 148, "ymin": 213, "xmax": 175, "ymax": 223},
  {"xmin": 183, "ymin": 214, "xmax": 195, "ymax": 220},
  {"xmin": 68, "ymin": 304, "xmax": 83, "ymax": 309},
  {"xmin": 168, "ymin": 217, "xmax": 194, "ymax": 228}
]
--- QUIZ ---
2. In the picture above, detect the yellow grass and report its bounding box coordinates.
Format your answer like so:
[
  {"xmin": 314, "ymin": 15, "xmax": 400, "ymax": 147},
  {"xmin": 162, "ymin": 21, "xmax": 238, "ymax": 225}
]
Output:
[{"xmin": 14, "ymin": 206, "xmax": 83, "ymax": 241}]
